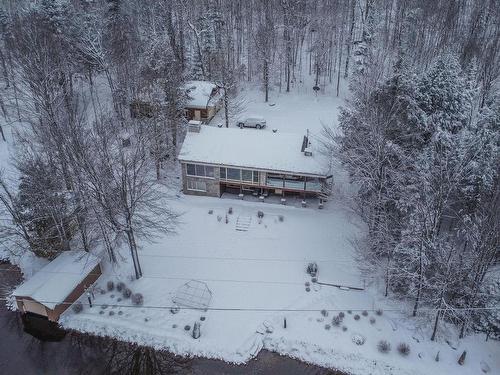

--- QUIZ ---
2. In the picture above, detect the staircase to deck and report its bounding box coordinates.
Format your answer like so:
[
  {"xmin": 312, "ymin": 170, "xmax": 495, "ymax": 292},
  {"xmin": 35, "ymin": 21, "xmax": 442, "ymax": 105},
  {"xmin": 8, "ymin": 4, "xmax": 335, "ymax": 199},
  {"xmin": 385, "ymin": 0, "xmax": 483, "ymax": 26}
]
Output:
[{"xmin": 236, "ymin": 216, "xmax": 252, "ymax": 231}]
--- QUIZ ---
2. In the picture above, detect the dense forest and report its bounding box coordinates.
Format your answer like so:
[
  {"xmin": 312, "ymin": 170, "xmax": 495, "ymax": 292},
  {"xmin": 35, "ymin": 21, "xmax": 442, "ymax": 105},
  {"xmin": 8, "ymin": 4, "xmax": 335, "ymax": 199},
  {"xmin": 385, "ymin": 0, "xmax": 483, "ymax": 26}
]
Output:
[{"xmin": 0, "ymin": 0, "xmax": 498, "ymax": 341}]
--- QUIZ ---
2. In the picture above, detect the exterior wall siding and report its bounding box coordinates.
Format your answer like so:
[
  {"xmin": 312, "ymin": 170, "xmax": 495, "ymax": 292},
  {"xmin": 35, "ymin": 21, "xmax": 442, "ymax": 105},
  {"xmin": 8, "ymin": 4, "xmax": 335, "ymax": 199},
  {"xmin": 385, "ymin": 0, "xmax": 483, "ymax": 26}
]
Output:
[{"xmin": 181, "ymin": 163, "xmax": 220, "ymax": 197}]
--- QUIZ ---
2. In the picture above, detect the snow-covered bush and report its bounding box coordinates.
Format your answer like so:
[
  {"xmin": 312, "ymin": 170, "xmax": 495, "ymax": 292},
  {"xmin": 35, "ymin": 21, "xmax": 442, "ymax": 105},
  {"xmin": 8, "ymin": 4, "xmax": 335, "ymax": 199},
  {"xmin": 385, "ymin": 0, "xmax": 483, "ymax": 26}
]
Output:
[
  {"xmin": 338, "ymin": 312, "xmax": 345, "ymax": 319},
  {"xmin": 307, "ymin": 262, "xmax": 318, "ymax": 276},
  {"xmin": 354, "ymin": 314, "xmax": 360, "ymax": 321},
  {"xmin": 192, "ymin": 321, "xmax": 201, "ymax": 338},
  {"xmin": 362, "ymin": 310, "xmax": 368, "ymax": 317},
  {"xmin": 72, "ymin": 301, "xmax": 83, "ymax": 314},
  {"xmin": 116, "ymin": 282, "xmax": 126, "ymax": 292},
  {"xmin": 376, "ymin": 309, "xmax": 383, "ymax": 316},
  {"xmin": 278, "ymin": 215, "xmax": 284, "ymax": 222},
  {"xmin": 107, "ymin": 281, "xmax": 114, "ymax": 291},
  {"xmin": 217, "ymin": 215, "xmax": 222, "ymax": 222},
  {"xmin": 352, "ymin": 334, "xmax": 366, "ymax": 345},
  {"xmin": 321, "ymin": 309, "xmax": 328, "ymax": 317},
  {"xmin": 377, "ymin": 340, "xmax": 391, "ymax": 353},
  {"xmin": 342, "ymin": 326, "xmax": 348, "ymax": 331},
  {"xmin": 109, "ymin": 311, "xmax": 115, "ymax": 316},
  {"xmin": 131, "ymin": 293, "xmax": 143, "ymax": 306},
  {"xmin": 370, "ymin": 317, "xmax": 376, "ymax": 325},
  {"xmin": 332, "ymin": 315, "xmax": 342, "ymax": 326},
  {"xmin": 122, "ymin": 288, "xmax": 132, "ymax": 298},
  {"xmin": 184, "ymin": 325, "xmax": 191, "ymax": 331},
  {"xmin": 257, "ymin": 210, "xmax": 264, "ymax": 218},
  {"xmin": 347, "ymin": 310, "xmax": 352, "ymax": 314},
  {"xmin": 170, "ymin": 305, "xmax": 180, "ymax": 314},
  {"xmin": 324, "ymin": 324, "xmax": 331, "ymax": 330},
  {"xmin": 208, "ymin": 209, "xmax": 213, "ymax": 215},
  {"xmin": 397, "ymin": 342, "xmax": 410, "ymax": 356}
]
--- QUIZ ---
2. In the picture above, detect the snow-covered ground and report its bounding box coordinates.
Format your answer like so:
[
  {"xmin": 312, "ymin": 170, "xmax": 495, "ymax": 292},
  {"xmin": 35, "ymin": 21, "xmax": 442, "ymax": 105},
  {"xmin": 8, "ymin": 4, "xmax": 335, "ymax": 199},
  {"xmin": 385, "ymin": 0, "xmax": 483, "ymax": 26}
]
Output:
[{"xmin": 4, "ymin": 81, "xmax": 500, "ymax": 374}]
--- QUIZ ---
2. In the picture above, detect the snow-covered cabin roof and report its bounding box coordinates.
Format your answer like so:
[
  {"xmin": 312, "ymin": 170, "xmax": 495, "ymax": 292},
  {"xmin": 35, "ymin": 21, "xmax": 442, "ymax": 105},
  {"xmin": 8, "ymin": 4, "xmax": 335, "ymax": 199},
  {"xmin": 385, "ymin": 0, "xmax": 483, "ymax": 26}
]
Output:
[
  {"xmin": 179, "ymin": 126, "xmax": 329, "ymax": 177},
  {"xmin": 184, "ymin": 80, "xmax": 220, "ymax": 109},
  {"xmin": 13, "ymin": 251, "xmax": 100, "ymax": 310}
]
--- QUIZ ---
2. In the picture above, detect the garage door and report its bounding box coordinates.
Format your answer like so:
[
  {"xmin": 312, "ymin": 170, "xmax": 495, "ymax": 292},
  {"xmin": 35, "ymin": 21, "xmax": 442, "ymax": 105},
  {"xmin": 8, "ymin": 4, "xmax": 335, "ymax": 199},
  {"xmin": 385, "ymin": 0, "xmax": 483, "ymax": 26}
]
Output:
[{"xmin": 23, "ymin": 299, "xmax": 48, "ymax": 317}]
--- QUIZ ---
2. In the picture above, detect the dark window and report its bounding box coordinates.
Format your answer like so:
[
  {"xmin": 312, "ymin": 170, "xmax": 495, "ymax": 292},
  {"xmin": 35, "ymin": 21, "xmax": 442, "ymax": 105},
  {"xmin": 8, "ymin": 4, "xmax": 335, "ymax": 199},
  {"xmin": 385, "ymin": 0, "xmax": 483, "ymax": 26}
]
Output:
[
  {"xmin": 220, "ymin": 167, "xmax": 226, "ymax": 179},
  {"xmin": 227, "ymin": 168, "xmax": 240, "ymax": 180},
  {"xmin": 186, "ymin": 164, "xmax": 196, "ymax": 176},
  {"xmin": 253, "ymin": 171, "xmax": 259, "ymax": 183},
  {"xmin": 195, "ymin": 164, "xmax": 205, "ymax": 176},
  {"xmin": 242, "ymin": 169, "xmax": 253, "ymax": 182}
]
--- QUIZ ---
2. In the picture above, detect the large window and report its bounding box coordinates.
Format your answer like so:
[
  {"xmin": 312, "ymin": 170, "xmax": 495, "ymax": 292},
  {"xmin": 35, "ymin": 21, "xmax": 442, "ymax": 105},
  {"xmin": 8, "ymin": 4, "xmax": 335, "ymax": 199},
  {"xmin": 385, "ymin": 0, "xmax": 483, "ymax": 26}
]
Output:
[
  {"xmin": 221, "ymin": 167, "xmax": 259, "ymax": 184},
  {"xmin": 241, "ymin": 169, "xmax": 253, "ymax": 182},
  {"xmin": 226, "ymin": 168, "xmax": 241, "ymax": 180},
  {"xmin": 186, "ymin": 163, "xmax": 214, "ymax": 178},
  {"xmin": 187, "ymin": 179, "xmax": 207, "ymax": 192}
]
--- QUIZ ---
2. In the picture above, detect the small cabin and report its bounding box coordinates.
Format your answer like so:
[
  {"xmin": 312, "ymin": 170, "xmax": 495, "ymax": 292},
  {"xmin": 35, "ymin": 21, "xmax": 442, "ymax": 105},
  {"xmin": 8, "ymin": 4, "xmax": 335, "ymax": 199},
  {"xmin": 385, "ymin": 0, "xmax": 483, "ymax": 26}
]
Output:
[
  {"xmin": 13, "ymin": 251, "xmax": 101, "ymax": 322},
  {"xmin": 184, "ymin": 81, "xmax": 223, "ymax": 122}
]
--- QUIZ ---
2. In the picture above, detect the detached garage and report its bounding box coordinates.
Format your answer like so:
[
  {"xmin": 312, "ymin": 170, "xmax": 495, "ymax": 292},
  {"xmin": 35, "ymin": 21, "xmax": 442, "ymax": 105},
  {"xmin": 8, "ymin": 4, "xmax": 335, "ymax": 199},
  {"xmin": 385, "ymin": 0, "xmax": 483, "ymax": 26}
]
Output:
[{"xmin": 13, "ymin": 251, "xmax": 101, "ymax": 322}]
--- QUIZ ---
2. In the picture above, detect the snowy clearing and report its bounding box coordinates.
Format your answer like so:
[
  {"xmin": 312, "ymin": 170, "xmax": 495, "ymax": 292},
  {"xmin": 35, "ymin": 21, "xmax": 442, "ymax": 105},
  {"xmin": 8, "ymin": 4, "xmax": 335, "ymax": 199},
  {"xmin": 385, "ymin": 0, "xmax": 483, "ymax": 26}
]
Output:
[{"xmin": 56, "ymin": 84, "xmax": 500, "ymax": 374}]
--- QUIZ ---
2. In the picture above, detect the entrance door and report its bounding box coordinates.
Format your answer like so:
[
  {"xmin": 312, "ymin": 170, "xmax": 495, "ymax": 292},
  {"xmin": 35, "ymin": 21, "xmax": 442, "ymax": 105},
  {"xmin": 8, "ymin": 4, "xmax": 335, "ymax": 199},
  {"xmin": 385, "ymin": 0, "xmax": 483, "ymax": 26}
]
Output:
[{"xmin": 194, "ymin": 110, "xmax": 201, "ymax": 121}]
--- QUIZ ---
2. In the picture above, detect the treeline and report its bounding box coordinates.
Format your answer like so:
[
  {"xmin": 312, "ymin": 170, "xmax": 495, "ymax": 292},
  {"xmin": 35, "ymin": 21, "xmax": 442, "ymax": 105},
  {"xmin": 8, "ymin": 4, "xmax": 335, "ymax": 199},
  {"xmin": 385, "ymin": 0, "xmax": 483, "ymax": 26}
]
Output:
[{"xmin": 332, "ymin": 2, "xmax": 499, "ymax": 341}]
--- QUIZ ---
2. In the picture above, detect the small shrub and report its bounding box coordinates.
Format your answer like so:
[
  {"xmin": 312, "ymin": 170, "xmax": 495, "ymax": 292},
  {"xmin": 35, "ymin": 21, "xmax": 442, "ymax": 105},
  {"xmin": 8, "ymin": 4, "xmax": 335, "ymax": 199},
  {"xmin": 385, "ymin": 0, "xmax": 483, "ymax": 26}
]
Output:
[
  {"xmin": 110, "ymin": 294, "xmax": 115, "ymax": 298},
  {"xmin": 305, "ymin": 287, "xmax": 310, "ymax": 292},
  {"xmin": 321, "ymin": 309, "xmax": 328, "ymax": 317},
  {"xmin": 118, "ymin": 311, "xmax": 123, "ymax": 316},
  {"xmin": 217, "ymin": 215, "xmax": 222, "ymax": 222},
  {"xmin": 184, "ymin": 325, "xmax": 191, "ymax": 331},
  {"xmin": 200, "ymin": 316, "xmax": 206, "ymax": 321},
  {"xmin": 332, "ymin": 316, "xmax": 342, "ymax": 326},
  {"xmin": 324, "ymin": 324, "xmax": 331, "ymax": 330},
  {"xmin": 122, "ymin": 288, "xmax": 132, "ymax": 299},
  {"xmin": 72, "ymin": 301, "xmax": 83, "ymax": 314},
  {"xmin": 228, "ymin": 207, "xmax": 233, "ymax": 214},
  {"xmin": 99, "ymin": 310, "xmax": 104, "ymax": 315},
  {"xmin": 116, "ymin": 282, "xmax": 126, "ymax": 292},
  {"xmin": 338, "ymin": 312, "xmax": 345, "ymax": 319},
  {"xmin": 354, "ymin": 314, "xmax": 360, "ymax": 321},
  {"xmin": 117, "ymin": 298, "xmax": 122, "ymax": 302},
  {"xmin": 375, "ymin": 309, "xmax": 383, "ymax": 316},
  {"xmin": 352, "ymin": 334, "xmax": 366, "ymax": 345},
  {"xmin": 131, "ymin": 293, "xmax": 144, "ymax": 306},
  {"xmin": 170, "ymin": 305, "xmax": 180, "ymax": 314},
  {"xmin": 172, "ymin": 324, "xmax": 177, "ymax": 328},
  {"xmin": 278, "ymin": 215, "xmax": 284, "ymax": 222},
  {"xmin": 305, "ymin": 282, "xmax": 310, "ymax": 287},
  {"xmin": 377, "ymin": 340, "xmax": 391, "ymax": 353},
  {"xmin": 347, "ymin": 310, "xmax": 352, "ymax": 314},
  {"xmin": 311, "ymin": 277, "xmax": 317, "ymax": 283},
  {"xmin": 342, "ymin": 326, "xmax": 348, "ymax": 332},
  {"xmin": 101, "ymin": 304, "xmax": 108, "ymax": 310},
  {"xmin": 107, "ymin": 281, "xmax": 114, "ymax": 291},
  {"xmin": 361, "ymin": 310, "xmax": 368, "ymax": 317},
  {"xmin": 257, "ymin": 210, "xmax": 264, "ymax": 218},
  {"xmin": 397, "ymin": 342, "xmax": 410, "ymax": 356},
  {"xmin": 369, "ymin": 317, "xmax": 376, "ymax": 325},
  {"xmin": 208, "ymin": 209, "xmax": 213, "ymax": 215},
  {"xmin": 109, "ymin": 311, "xmax": 115, "ymax": 316}
]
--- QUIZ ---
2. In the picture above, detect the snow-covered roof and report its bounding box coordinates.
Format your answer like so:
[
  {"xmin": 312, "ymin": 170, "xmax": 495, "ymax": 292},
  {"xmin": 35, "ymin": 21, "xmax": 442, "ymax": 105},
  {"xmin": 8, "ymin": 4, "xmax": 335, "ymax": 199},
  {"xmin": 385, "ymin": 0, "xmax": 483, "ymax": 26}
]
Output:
[
  {"xmin": 13, "ymin": 251, "xmax": 100, "ymax": 310},
  {"xmin": 184, "ymin": 80, "xmax": 219, "ymax": 108},
  {"xmin": 179, "ymin": 126, "xmax": 329, "ymax": 177}
]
